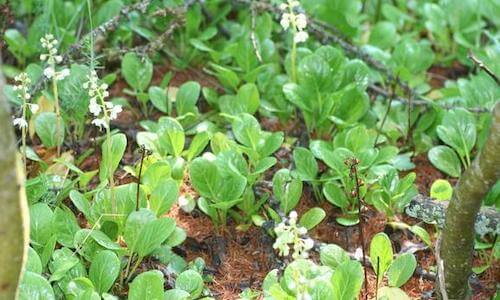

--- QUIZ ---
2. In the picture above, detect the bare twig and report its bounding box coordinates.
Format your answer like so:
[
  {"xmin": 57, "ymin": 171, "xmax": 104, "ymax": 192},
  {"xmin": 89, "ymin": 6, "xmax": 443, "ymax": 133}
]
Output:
[
  {"xmin": 135, "ymin": 145, "xmax": 152, "ymax": 211},
  {"xmin": 348, "ymin": 158, "xmax": 368, "ymax": 297},
  {"xmin": 468, "ymin": 50, "xmax": 499, "ymax": 85}
]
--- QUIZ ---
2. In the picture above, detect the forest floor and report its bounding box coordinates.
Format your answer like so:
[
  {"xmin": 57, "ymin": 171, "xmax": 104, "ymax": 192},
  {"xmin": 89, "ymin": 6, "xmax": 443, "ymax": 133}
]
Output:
[{"xmin": 29, "ymin": 61, "xmax": 498, "ymax": 300}]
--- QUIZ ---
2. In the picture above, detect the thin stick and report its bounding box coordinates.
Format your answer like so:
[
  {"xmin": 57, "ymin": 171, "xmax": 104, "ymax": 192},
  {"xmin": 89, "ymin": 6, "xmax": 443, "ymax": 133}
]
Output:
[
  {"xmin": 468, "ymin": 50, "xmax": 499, "ymax": 85},
  {"xmin": 135, "ymin": 145, "xmax": 151, "ymax": 211},
  {"xmin": 350, "ymin": 159, "xmax": 368, "ymax": 297},
  {"xmin": 436, "ymin": 236, "xmax": 449, "ymax": 300}
]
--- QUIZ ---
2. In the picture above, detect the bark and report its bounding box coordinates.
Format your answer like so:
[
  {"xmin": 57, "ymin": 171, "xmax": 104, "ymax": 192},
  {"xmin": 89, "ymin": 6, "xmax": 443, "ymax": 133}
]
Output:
[
  {"xmin": 406, "ymin": 194, "xmax": 499, "ymax": 237},
  {"xmin": 440, "ymin": 102, "xmax": 500, "ymax": 299},
  {"xmin": 0, "ymin": 68, "xmax": 30, "ymax": 299}
]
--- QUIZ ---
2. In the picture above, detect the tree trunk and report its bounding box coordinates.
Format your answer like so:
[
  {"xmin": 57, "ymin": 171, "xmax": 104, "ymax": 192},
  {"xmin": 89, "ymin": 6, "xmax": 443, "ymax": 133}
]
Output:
[
  {"xmin": 0, "ymin": 68, "xmax": 30, "ymax": 299},
  {"xmin": 440, "ymin": 102, "xmax": 500, "ymax": 299}
]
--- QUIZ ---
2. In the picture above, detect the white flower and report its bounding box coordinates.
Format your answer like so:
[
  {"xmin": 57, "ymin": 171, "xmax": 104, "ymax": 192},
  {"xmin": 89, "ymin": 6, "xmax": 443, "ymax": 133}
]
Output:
[
  {"xmin": 89, "ymin": 98, "xmax": 102, "ymax": 116},
  {"xmin": 294, "ymin": 31, "xmax": 309, "ymax": 43},
  {"xmin": 43, "ymin": 67, "xmax": 55, "ymax": 78},
  {"xmin": 289, "ymin": 0, "xmax": 300, "ymax": 7},
  {"xmin": 29, "ymin": 104, "xmax": 39, "ymax": 114},
  {"xmin": 297, "ymin": 226, "xmax": 307, "ymax": 235},
  {"xmin": 55, "ymin": 68, "xmax": 70, "ymax": 80},
  {"xmin": 55, "ymin": 55, "xmax": 63, "ymax": 63},
  {"xmin": 289, "ymin": 210, "xmax": 298, "ymax": 221},
  {"xmin": 13, "ymin": 117, "xmax": 28, "ymax": 129},
  {"xmin": 296, "ymin": 14, "xmax": 307, "ymax": 30},
  {"xmin": 92, "ymin": 118, "xmax": 108, "ymax": 130},
  {"xmin": 303, "ymin": 238, "xmax": 314, "ymax": 250},
  {"xmin": 40, "ymin": 54, "xmax": 47, "ymax": 61},
  {"xmin": 280, "ymin": 13, "xmax": 291, "ymax": 30},
  {"xmin": 109, "ymin": 104, "xmax": 122, "ymax": 120},
  {"xmin": 279, "ymin": 3, "xmax": 288, "ymax": 10}
]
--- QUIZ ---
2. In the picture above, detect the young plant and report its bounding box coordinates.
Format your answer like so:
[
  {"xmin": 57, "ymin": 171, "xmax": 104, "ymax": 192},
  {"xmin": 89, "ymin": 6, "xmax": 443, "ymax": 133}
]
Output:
[
  {"xmin": 39, "ymin": 34, "xmax": 70, "ymax": 156},
  {"xmin": 428, "ymin": 108, "xmax": 477, "ymax": 177},
  {"xmin": 366, "ymin": 170, "xmax": 418, "ymax": 218},
  {"xmin": 189, "ymin": 151, "xmax": 247, "ymax": 230},
  {"xmin": 283, "ymin": 46, "xmax": 370, "ymax": 136},
  {"xmin": 121, "ymin": 52, "xmax": 153, "ymax": 115},
  {"xmin": 370, "ymin": 233, "xmax": 417, "ymax": 298}
]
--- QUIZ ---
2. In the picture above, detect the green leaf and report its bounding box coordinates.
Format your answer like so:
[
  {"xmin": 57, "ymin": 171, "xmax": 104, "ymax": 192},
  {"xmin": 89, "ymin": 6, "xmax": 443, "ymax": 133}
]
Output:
[
  {"xmin": 331, "ymin": 260, "xmax": 364, "ymax": 300},
  {"xmin": 148, "ymin": 86, "xmax": 168, "ymax": 113},
  {"xmin": 387, "ymin": 253, "xmax": 417, "ymax": 288},
  {"xmin": 121, "ymin": 52, "xmax": 153, "ymax": 92},
  {"xmin": 26, "ymin": 247, "xmax": 43, "ymax": 274},
  {"xmin": 409, "ymin": 225, "xmax": 432, "ymax": 247},
  {"xmin": 378, "ymin": 287, "xmax": 411, "ymax": 300},
  {"xmin": 175, "ymin": 270, "xmax": 204, "ymax": 298},
  {"xmin": 35, "ymin": 112, "xmax": 65, "ymax": 148},
  {"xmin": 436, "ymin": 108, "xmax": 476, "ymax": 160},
  {"xmin": 99, "ymin": 133, "xmax": 127, "ymax": 182},
  {"xmin": 19, "ymin": 271, "xmax": 55, "ymax": 300},
  {"xmin": 128, "ymin": 270, "xmax": 164, "ymax": 300},
  {"xmin": 30, "ymin": 203, "xmax": 54, "ymax": 246},
  {"xmin": 150, "ymin": 179, "xmax": 179, "ymax": 216},
  {"xmin": 320, "ymin": 244, "xmax": 349, "ymax": 269},
  {"xmin": 185, "ymin": 132, "xmax": 210, "ymax": 162},
  {"xmin": 89, "ymin": 250, "xmax": 121, "ymax": 294},
  {"xmin": 323, "ymin": 182, "xmax": 349, "ymax": 209},
  {"xmin": 176, "ymin": 81, "xmax": 200, "ymax": 116},
  {"xmin": 428, "ymin": 146, "xmax": 462, "ymax": 177},
  {"xmin": 232, "ymin": 113, "xmax": 261, "ymax": 149},
  {"xmin": 370, "ymin": 233, "xmax": 393, "ymax": 282},
  {"xmin": 124, "ymin": 209, "xmax": 176, "ymax": 257},
  {"xmin": 157, "ymin": 117, "xmax": 185, "ymax": 157},
  {"xmin": 272, "ymin": 169, "xmax": 303, "ymax": 214},
  {"xmin": 69, "ymin": 190, "xmax": 91, "ymax": 219},
  {"xmin": 299, "ymin": 207, "xmax": 326, "ymax": 230},
  {"xmin": 163, "ymin": 289, "xmax": 190, "ymax": 299},
  {"xmin": 430, "ymin": 179, "xmax": 453, "ymax": 201},
  {"xmin": 293, "ymin": 147, "xmax": 318, "ymax": 181},
  {"xmin": 189, "ymin": 157, "xmax": 219, "ymax": 200},
  {"xmin": 53, "ymin": 205, "xmax": 80, "ymax": 248},
  {"xmin": 369, "ymin": 21, "xmax": 398, "ymax": 49}
]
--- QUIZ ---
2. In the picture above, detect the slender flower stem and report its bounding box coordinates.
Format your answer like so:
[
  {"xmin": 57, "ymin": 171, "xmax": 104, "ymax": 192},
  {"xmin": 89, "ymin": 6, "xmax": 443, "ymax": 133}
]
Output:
[
  {"xmin": 52, "ymin": 73, "xmax": 61, "ymax": 157},
  {"xmin": 21, "ymin": 104, "xmax": 27, "ymax": 175},
  {"xmin": 97, "ymin": 90, "xmax": 116, "ymax": 213}
]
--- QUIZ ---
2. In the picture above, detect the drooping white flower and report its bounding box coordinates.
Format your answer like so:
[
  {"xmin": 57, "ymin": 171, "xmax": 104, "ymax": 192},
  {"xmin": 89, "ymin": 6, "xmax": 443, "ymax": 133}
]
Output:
[
  {"xmin": 13, "ymin": 117, "xmax": 28, "ymax": 129},
  {"xmin": 296, "ymin": 13, "xmax": 307, "ymax": 30},
  {"xmin": 89, "ymin": 98, "xmax": 102, "ymax": 116},
  {"xmin": 109, "ymin": 104, "xmax": 122, "ymax": 120},
  {"xmin": 43, "ymin": 67, "xmax": 55, "ymax": 79},
  {"xmin": 294, "ymin": 31, "xmax": 309, "ymax": 43},
  {"xmin": 92, "ymin": 118, "xmax": 108, "ymax": 130},
  {"xmin": 55, "ymin": 68, "xmax": 70, "ymax": 80},
  {"xmin": 29, "ymin": 104, "xmax": 39, "ymax": 114},
  {"xmin": 280, "ymin": 13, "xmax": 291, "ymax": 30}
]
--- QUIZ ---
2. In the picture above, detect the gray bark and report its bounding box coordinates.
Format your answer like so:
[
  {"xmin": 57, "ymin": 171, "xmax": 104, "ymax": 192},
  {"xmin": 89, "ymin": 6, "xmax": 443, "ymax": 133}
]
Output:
[
  {"xmin": 439, "ymin": 102, "xmax": 500, "ymax": 299},
  {"xmin": 406, "ymin": 194, "xmax": 499, "ymax": 236},
  {"xmin": 0, "ymin": 67, "xmax": 30, "ymax": 299}
]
